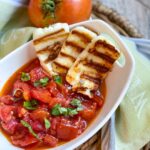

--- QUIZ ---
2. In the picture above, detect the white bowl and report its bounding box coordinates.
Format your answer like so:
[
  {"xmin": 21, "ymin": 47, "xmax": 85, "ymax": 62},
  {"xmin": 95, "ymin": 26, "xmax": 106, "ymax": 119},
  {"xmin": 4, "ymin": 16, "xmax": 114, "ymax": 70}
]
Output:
[{"xmin": 0, "ymin": 20, "xmax": 135, "ymax": 150}]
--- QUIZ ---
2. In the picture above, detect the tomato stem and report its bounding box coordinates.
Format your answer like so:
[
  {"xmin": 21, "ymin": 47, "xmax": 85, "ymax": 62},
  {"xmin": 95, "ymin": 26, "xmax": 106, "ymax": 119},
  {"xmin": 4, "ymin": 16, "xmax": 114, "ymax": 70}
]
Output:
[{"xmin": 42, "ymin": 0, "xmax": 56, "ymax": 19}]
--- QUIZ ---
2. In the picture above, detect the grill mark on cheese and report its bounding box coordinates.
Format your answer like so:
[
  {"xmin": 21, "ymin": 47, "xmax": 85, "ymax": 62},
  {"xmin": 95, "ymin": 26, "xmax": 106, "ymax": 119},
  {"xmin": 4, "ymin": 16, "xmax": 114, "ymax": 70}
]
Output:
[
  {"xmin": 89, "ymin": 50, "xmax": 115, "ymax": 64},
  {"xmin": 65, "ymin": 41, "xmax": 84, "ymax": 53},
  {"xmin": 52, "ymin": 61, "xmax": 69, "ymax": 71},
  {"xmin": 34, "ymin": 29, "xmax": 64, "ymax": 44},
  {"xmin": 81, "ymin": 26, "xmax": 98, "ymax": 35},
  {"xmin": 80, "ymin": 74, "xmax": 101, "ymax": 85},
  {"xmin": 95, "ymin": 40, "xmax": 120, "ymax": 57},
  {"xmin": 72, "ymin": 30, "xmax": 92, "ymax": 43},
  {"xmin": 34, "ymin": 32, "xmax": 69, "ymax": 45},
  {"xmin": 41, "ymin": 42, "xmax": 62, "ymax": 63},
  {"xmin": 59, "ymin": 52, "xmax": 76, "ymax": 62},
  {"xmin": 80, "ymin": 60, "xmax": 110, "ymax": 73}
]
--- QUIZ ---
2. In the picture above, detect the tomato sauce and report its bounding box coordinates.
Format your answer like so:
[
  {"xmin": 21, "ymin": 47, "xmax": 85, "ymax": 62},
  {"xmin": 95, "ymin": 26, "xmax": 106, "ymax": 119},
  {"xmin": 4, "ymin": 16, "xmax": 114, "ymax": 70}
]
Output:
[{"xmin": 0, "ymin": 59, "xmax": 106, "ymax": 149}]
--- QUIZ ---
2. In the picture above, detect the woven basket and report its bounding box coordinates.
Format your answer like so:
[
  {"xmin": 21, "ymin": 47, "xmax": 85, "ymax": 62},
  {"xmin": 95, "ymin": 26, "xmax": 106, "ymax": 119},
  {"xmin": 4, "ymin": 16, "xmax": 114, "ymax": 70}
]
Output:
[{"xmin": 75, "ymin": 1, "xmax": 150, "ymax": 150}]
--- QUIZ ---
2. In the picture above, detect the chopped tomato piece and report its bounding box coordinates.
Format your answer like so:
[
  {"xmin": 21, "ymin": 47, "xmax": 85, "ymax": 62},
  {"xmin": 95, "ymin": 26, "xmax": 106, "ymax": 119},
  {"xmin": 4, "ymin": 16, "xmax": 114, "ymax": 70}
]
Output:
[
  {"xmin": 0, "ymin": 105, "xmax": 17, "ymax": 122},
  {"xmin": 13, "ymin": 80, "xmax": 31, "ymax": 100},
  {"xmin": 47, "ymin": 81, "xmax": 63, "ymax": 98},
  {"xmin": 11, "ymin": 134, "xmax": 38, "ymax": 147},
  {"xmin": 93, "ymin": 90, "xmax": 104, "ymax": 106},
  {"xmin": 56, "ymin": 123, "xmax": 78, "ymax": 140},
  {"xmin": 43, "ymin": 134, "xmax": 58, "ymax": 147},
  {"xmin": 30, "ymin": 67, "xmax": 49, "ymax": 83},
  {"xmin": 31, "ymin": 88, "xmax": 66, "ymax": 107},
  {"xmin": 31, "ymin": 120, "xmax": 45, "ymax": 132},
  {"xmin": 31, "ymin": 88, "xmax": 51, "ymax": 103},
  {"xmin": 0, "ymin": 95, "xmax": 13, "ymax": 105},
  {"xmin": 80, "ymin": 101, "xmax": 97, "ymax": 120},
  {"xmin": 1, "ymin": 120, "xmax": 18, "ymax": 134},
  {"xmin": 30, "ymin": 108, "xmax": 49, "ymax": 122}
]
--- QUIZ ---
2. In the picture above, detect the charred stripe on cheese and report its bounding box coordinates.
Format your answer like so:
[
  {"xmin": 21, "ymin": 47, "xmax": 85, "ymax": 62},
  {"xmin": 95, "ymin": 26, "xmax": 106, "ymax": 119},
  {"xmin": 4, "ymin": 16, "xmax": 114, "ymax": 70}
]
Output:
[
  {"xmin": 52, "ymin": 26, "xmax": 97, "ymax": 74},
  {"xmin": 80, "ymin": 60, "xmax": 110, "ymax": 73},
  {"xmin": 65, "ymin": 41, "xmax": 84, "ymax": 53},
  {"xmin": 71, "ymin": 30, "xmax": 92, "ymax": 43},
  {"xmin": 66, "ymin": 35, "xmax": 120, "ymax": 98},
  {"xmin": 33, "ymin": 23, "xmax": 70, "ymax": 75},
  {"xmin": 33, "ymin": 29, "xmax": 65, "ymax": 45}
]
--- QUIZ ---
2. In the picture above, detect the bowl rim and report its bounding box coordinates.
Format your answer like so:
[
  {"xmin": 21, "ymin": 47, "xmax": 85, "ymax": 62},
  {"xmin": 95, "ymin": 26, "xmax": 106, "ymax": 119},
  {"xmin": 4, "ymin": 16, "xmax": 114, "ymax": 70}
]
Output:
[{"xmin": 0, "ymin": 19, "xmax": 135, "ymax": 150}]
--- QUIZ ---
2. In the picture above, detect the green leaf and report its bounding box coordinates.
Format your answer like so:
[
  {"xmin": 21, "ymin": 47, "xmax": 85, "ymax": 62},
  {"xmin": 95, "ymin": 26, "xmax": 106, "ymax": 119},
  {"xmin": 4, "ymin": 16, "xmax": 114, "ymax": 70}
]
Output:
[
  {"xmin": 53, "ymin": 75, "xmax": 62, "ymax": 84},
  {"xmin": 23, "ymin": 99, "xmax": 38, "ymax": 110},
  {"xmin": 21, "ymin": 72, "xmax": 30, "ymax": 82},
  {"xmin": 21, "ymin": 120, "xmax": 38, "ymax": 138},
  {"xmin": 34, "ymin": 77, "xmax": 49, "ymax": 87},
  {"xmin": 67, "ymin": 108, "xmax": 78, "ymax": 116},
  {"xmin": 51, "ymin": 104, "xmax": 61, "ymax": 116},
  {"xmin": 59, "ymin": 107, "xmax": 68, "ymax": 116},
  {"xmin": 70, "ymin": 99, "xmax": 81, "ymax": 107},
  {"xmin": 51, "ymin": 104, "xmax": 78, "ymax": 117},
  {"xmin": 76, "ymin": 106, "xmax": 83, "ymax": 111},
  {"xmin": 44, "ymin": 118, "xmax": 51, "ymax": 130}
]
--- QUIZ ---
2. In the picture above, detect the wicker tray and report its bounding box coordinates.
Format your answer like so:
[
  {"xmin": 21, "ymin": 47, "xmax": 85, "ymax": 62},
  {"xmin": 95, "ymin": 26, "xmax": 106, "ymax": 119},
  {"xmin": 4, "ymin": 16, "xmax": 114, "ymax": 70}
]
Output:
[{"xmin": 75, "ymin": 1, "xmax": 150, "ymax": 150}]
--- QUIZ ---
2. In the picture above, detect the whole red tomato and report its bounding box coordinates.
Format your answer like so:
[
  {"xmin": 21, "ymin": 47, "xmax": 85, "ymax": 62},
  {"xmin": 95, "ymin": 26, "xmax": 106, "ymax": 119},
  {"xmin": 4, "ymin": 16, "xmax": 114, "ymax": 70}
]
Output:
[{"xmin": 28, "ymin": 0, "xmax": 92, "ymax": 27}]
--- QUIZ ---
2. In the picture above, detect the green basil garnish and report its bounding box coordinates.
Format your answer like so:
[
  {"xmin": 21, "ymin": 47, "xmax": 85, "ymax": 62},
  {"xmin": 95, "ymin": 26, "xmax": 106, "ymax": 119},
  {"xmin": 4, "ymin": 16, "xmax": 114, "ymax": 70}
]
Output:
[
  {"xmin": 51, "ymin": 104, "xmax": 62, "ymax": 116},
  {"xmin": 51, "ymin": 104, "xmax": 80, "ymax": 117},
  {"xmin": 23, "ymin": 99, "xmax": 38, "ymax": 110},
  {"xmin": 67, "ymin": 108, "xmax": 78, "ymax": 116},
  {"xmin": 21, "ymin": 72, "xmax": 30, "ymax": 82},
  {"xmin": 70, "ymin": 99, "xmax": 81, "ymax": 107},
  {"xmin": 21, "ymin": 120, "xmax": 38, "ymax": 138},
  {"xmin": 53, "ymin": 75, "xmax": 62, "ymax": 84},
  {"xmin": 34, "ymin": 77, "xmax": 49, "ymax": 87},
  {"xmin": 44, "ymin": 118, "xmax": 51, "ymax": 130}
]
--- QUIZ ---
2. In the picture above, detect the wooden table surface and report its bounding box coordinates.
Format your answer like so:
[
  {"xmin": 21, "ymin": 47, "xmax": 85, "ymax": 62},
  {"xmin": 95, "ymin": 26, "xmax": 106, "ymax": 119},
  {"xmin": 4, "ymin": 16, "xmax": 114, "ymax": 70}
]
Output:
[{"xmin": 95, "ymin": 0, "xmax": 150, "ymax": 39}]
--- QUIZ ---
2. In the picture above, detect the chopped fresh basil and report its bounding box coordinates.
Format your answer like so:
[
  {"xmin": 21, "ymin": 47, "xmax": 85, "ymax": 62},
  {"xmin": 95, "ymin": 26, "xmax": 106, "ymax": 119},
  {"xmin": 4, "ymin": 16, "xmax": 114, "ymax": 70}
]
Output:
[
  {"xmin": 34, "ymin": 77, "xmax": 49, "ymax": 87},
  {"xmin": 59, "ymin": 107, "xmax": 68, "ymax": 116},
  {"xmin": 53, "ymin": 75, "xmax": 62, "ymax": 84},
  {"xmin": 23, "ymin": 99, "xmax": 38, "ymax": 110},
  {"xmin": 70, "ymin": 99, "xmax": 83, "ymax": 112},
  {"xmin": 21, "ymin": 72, "xmax": 30, "ymax": 82},
  {"xmin": 21, "ymin": 120, "xmax": 38, "ymax": 138},
  {"xmin": 44, "ymin": 118, "xmax": 51, "ymax": 130},
  {"xmin": 51, "ymin": 104, "xmax": 62, "ymax": 116},
  {"xmin": 51, "ymin": 104, "xmax": 79, "ymax": 117},
  {"xmin": 67, "ymin": 108, "xmax": 78, "ymax": 116},
  {"xmin": 70, "ymin": 99, "xmax": 81, "ymax": 107}
]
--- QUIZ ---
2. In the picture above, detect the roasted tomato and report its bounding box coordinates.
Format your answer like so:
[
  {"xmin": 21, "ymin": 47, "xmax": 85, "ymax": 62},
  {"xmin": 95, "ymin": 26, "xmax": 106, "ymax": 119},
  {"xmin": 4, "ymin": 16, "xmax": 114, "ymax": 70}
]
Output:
[
  {"xmin": 13, "ymin": 80, "xmax": 31, "ymax": 100},
  {"xmin": 0, "ymin": 95, "xmax": 14, "ymax": 105},
  {"xmin": 31, "ymin": 88, "xmax": 51, "ymax": 103},
  {"xmin": 80, "ymin": 101, "xmax": 97, "ymax": 120},
  {"xmin": 43, "ymin": 134, "xmax": 58, "ymax": 147},
  {"xmin": 30, "ymin": 67, "xmax": 48, "ymax": 83},
  {"xmin": 28, "ymin": 0, "xmax": 92, "ymax": 27},
  {"xmin": 30, "ymin": 108, "xmax": 49, "ymax": 122}
]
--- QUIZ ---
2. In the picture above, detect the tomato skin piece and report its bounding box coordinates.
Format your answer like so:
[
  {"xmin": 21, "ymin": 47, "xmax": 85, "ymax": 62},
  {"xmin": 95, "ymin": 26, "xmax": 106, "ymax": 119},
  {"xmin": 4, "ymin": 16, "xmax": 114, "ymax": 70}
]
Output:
[
  {"xmin": 31, "ymin": 88, "xmax": 51, "ymax": 103},
  {"xmin": 43, "ymin": 134, "xmax": 58, "ymax": 147},
  {"xmin": 30, "ymin": 67, "xmax": 48, "ymax": 83},
  {"xmin": 56, "ymin": 123, "xmax": 78, "ymax": 140},
  {"xmin": 30, "ymin": 108, "xmax": 49, "ymax": 122},
  {"xmin": 80, "ymin": 101, "xmax": 97, "ymax": 120},
  {"xmin": 0, "ymin": 95, "xmax": 13, "ymax": 105},
  {"xmin": 13, "ymin": 80, "xmax": 31, "ymax": 100},
  {"xmin": 11, "ymin": 134, "xmax": 38, "ymax": 147},
  {"xmin": 28, "ymin": 0, "xmax": 92, "ymax": 27}
]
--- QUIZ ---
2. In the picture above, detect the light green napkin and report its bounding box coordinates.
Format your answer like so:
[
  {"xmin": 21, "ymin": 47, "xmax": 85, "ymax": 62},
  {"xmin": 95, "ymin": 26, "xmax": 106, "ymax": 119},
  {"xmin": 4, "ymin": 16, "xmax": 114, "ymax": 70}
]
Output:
[
  {"xmin": 115, "ymin": 39, "xmax": 150, "ymax": 150},
  {"xmin": 0, "ymin": 1, "xmax": 150, "ymax": 150}
]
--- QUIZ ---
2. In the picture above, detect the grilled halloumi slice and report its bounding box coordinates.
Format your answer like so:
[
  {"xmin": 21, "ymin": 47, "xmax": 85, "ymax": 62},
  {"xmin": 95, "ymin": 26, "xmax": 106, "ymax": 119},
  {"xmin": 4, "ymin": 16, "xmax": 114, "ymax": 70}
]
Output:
[
  {"xmin": 66, "ymin": 35, "xmax": 120, "ymax": 98},
  {"xmin": 33, "ymin": 23, "xmax": 70, "ymax": 75},
  {"xmin": 52, "ymin": 26, "xmax": 97, "ymax": 74}
]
